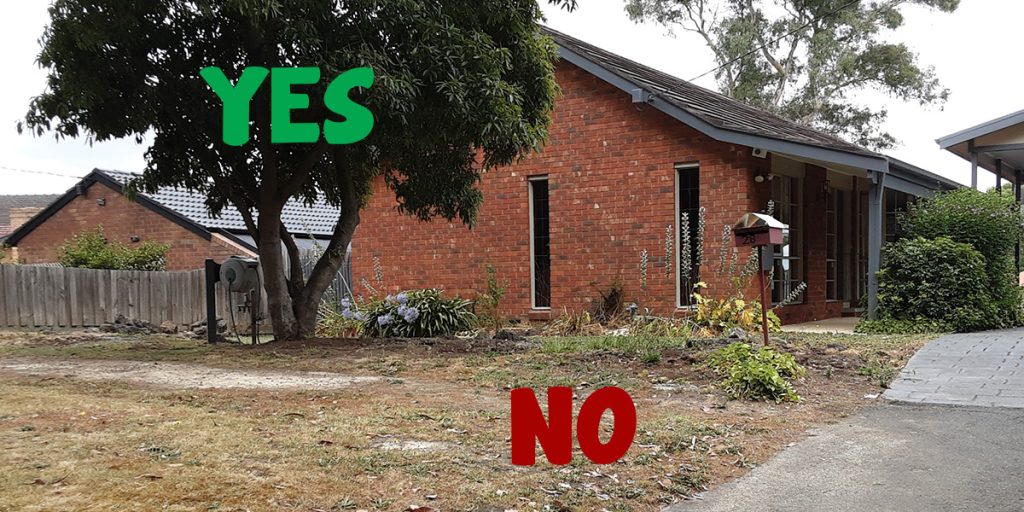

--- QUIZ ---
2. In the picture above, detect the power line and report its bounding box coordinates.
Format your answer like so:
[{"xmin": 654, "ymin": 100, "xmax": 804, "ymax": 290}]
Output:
[
  {"xmin": 0, "ymin": 165, "xmax": 86, "ymax": 180},
  {"xmin": 687, "ymin": 0, "xmax": 862, "ymax": 83}
]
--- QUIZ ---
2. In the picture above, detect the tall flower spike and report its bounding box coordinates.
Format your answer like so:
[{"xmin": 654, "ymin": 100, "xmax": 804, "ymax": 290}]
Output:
[
  {"xmin": 665, "ymin": 223, "xmax": 674, "ymax": 278},
  {"xmin": 680, "ymin": 214, "xmax": 691, "ymax": 287},
  {"xmin": 640, "ymin": 249, "xmax": 649, "ymax": 291},
  {"xmin": 696, "ymin": 207, "xmax": 706, "ymax": 267}
]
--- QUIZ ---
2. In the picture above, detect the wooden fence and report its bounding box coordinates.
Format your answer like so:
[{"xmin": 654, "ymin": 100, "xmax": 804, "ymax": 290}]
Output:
[{"xmin": 0, "ymin": 264, "xmax": 267, "ymax": 330}]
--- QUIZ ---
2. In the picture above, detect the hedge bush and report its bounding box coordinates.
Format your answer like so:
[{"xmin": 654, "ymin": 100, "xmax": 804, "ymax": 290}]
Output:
[
  {"xmin": 58, "ymin": 226, "xmax": 169, "ymax": 271},
  {"xmin": 875, "ymin": 237, "xmax": 992, "ymax": 331},
  {"xmin": 898, "ymin": 188, "xmax": 1024, "ymax": 328}
]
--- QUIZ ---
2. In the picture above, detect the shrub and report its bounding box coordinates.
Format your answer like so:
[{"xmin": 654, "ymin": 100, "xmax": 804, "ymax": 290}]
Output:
[
  {"xmin": 359, "ymin": 289, "xmax": 475, "ymax": 338},
  {"xmin": 58, "ymin": 226, "xmax": 169, "ymax": 271},
  {"xmin": 702, "ymin": 342, "xmax": 805, "ymax": 402},
  {"xmin": 693, "ymin": 292, "xmax": 780, "ymax": 336},
  {"xmin": 476, "ymin": 265, "xmax": 507, "ymax": 336},
  {"xmin": 875, "ymin": 236, "xmax": 994, "ymax": 331},
  {"xmin": 900, "ymin": 188, "xmax": 1024, "ymax": 328}
]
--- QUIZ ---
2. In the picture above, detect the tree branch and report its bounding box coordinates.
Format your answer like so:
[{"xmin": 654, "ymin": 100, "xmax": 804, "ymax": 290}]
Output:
[{"xmin": 280, "ymin": 223, "xmax": 305, "ymax": 298}]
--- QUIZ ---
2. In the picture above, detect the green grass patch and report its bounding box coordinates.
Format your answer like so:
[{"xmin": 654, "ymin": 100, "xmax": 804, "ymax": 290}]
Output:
[{"xmin": 535, "ymin": 334, "xmax": 688, "ymax": 356}]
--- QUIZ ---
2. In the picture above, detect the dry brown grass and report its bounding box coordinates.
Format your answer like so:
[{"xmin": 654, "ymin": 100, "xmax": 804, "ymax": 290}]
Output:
[{"xmin": 0, "ymin": 330, "xmax": 934, "ymax": 511}]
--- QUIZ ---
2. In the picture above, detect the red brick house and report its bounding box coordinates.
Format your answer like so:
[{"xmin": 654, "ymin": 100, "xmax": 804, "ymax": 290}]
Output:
[
  {"xmin": 350, "ymin": 28, "xmax": 958, "ymax": 324},
  {"xmin": 6, "ymin": 169, "xmax": 341, "ymax": 271}
]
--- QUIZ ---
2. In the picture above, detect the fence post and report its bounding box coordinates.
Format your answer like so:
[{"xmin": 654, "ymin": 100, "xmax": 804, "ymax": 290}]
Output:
[{"xmin": 205, "ymin": 259, "xmax": 220, "ymax": 344}]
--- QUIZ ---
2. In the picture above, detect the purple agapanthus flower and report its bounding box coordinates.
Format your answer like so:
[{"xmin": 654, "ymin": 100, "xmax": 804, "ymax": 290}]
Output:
[
  {"xmin": 377, "ymin": 313, "xmax": 394, "ymax": 326},
  {"xmin": 354, "ymin": 311, "xmax": 368, "ymax": 322},
  {"xmin": 402, "ymin": 306, "xmax": 420, "ymax": 323},
  {"xmin": 341, "ymin": 308, "xmax": 354, "ymax": 320},
  {"xmin": 396, "ymin": 292, "xmax": 409, "ymax": 305},
  {"xmin": 385, "ymin": 294, "xmax": 396, "ymax": 304},
  {"xmin": 340, "ymin": 298, "xmax": 352, "ymax": 309}
]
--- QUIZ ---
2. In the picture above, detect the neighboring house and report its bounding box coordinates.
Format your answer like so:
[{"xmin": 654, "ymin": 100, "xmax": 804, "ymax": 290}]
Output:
[
  {"xmin": 5, "ymin": 169, "xmax": 342, "ymax": 271},
  {"xmin": 351, "ymin": 28, "xmax": 959, "ymax": 324},
  {"xmin": 0, "ymin": 194, "xmax": 60, "ymax": 263},
  {"xmin": 0, "ymin": 194, "xmax": 60, "ymax": 241}
]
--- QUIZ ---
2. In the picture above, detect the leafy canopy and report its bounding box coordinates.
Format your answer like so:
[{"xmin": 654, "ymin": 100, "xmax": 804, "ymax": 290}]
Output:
[
  {"xmin": 24, "ymin": 0, "xmax": 575, "ymax": 338},
  {"xmin": 625, "ymin": 0, "xmax": 959, "ymax": 149}
]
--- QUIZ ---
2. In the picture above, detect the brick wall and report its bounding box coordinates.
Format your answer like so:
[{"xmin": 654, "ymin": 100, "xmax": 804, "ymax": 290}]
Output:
[
  {"xmin": 14, "ymin": 182, "xmax": 248, "ymax": 270},
  {"xmin": 351, "ymin": 62, "xmax": 777, "ymax": 320}
]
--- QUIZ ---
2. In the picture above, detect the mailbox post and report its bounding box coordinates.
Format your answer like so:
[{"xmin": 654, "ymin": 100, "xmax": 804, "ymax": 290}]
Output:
[{"xmin": 733, "ymin": 213, "xmax": 787, "ymax": 346}]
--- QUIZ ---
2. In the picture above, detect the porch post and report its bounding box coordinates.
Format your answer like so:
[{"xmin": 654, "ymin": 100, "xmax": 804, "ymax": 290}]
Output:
[
  {"xmin": 996, "ymin": 159, "xmax": 1003, "ymax": 193},
  {"xmin": 867, "ymin": 171, "xmax": 885, "ymax": 320},
  {"xmin": 969, "ymin": 139, "xmax": 978, "ymax": 189}
]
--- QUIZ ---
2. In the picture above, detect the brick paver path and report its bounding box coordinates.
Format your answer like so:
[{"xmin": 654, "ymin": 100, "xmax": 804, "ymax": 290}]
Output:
[{"xmin": 884, "ymin": 329, "xmax": 1024, "ymax": 408}]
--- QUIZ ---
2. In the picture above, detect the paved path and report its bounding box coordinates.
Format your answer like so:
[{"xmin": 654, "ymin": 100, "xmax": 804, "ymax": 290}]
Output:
[
  {"xmin": 666, "ymin": 404, "xmax": 1024, "ymax": 512},
  {"xmin": 884, "ymin": 329, "xmax": 1024, "ymax": 408}
]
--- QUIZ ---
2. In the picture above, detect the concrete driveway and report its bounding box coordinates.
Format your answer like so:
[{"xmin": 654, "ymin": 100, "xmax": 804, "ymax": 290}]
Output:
[
  {"xmin": 666, "ymin": 404, "xmax": 1024, "ymax": 512},
  {"xmin": 667, "ymin": 331, "xmax": 1024, "ymax": 512}
]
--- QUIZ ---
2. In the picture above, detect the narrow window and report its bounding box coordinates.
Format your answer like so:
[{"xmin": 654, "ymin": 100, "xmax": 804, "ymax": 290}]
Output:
[
  {"xmin": 676, "ymin": 164, "xmax": 700, "ymax": 307},
  {"xmin": 825, "ymin": 187, "xmax": 842, "ymax": 301},
  {"xmin": 770, "ymin": 175, "xmax": 804, "ymax": 304},
  {"xmin": 529, "ymin": 176, "xmax": 551, "ymax": 309}
]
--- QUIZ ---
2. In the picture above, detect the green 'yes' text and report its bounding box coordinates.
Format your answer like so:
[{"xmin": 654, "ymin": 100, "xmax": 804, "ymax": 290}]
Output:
[{"xmin": 200, "ymin": 66, "xmax": 374, "ymax": 146}]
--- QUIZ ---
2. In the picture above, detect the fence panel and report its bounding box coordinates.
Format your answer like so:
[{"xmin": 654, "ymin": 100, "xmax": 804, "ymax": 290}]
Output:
[{"xmin": 0, "ymin": 264, "xmax": 268, "ymax": 330}]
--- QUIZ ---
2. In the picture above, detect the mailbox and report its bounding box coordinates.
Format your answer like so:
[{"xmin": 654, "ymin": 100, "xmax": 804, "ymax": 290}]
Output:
[{"xmin": 733, "ymin": 212, "xmax": 786, "ymax": 247}]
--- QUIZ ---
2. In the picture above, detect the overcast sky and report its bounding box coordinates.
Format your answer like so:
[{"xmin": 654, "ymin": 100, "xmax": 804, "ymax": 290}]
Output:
[{"xmin": 1, "ymin": 1, "xmax": 1015, "ymax": 194}]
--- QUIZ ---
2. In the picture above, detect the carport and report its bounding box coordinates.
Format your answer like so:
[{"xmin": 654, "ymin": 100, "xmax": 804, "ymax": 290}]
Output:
[{"xmin": 937, "ymin": 109, "xmax": 1024, "ymax": 272}]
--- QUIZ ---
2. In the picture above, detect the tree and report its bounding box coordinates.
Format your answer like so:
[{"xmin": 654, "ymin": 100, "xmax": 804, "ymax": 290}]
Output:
[
  {"xmin": 624, "ymin": 0, "xmax": 958, "ymax": 149},
  {"xmin": 23, "ymin": 0, "xmax": 576, "ymax": 340}
]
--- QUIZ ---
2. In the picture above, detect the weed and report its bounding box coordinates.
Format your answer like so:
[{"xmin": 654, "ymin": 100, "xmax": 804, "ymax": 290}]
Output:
[
  {"xmin": 703, "ymin": 342, "xmax": 805, "ymax": 402},
  {"xmin": 858, "ymin": 358, "xmax": 900, "ymax": 388}
]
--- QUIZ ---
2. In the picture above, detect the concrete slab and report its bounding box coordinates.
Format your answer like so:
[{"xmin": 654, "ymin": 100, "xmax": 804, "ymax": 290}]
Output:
[
  {"xmin": 665, "ymin": 404, "xmax": 1024, "ymax": 512},
  {"xmin": 782, "ymin": 316, "xmax": 859, "ymax": 334}
]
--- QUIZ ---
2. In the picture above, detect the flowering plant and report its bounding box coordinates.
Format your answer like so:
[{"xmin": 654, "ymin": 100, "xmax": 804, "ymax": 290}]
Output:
[{"xmin": 358, "ymin": 289, "xmax": 475, "ymax": 338}]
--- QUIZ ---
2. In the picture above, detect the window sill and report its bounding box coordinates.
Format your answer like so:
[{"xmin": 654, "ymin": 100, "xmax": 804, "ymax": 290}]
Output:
[{"xmin": 528, "ymin": 309, "xmax": 552, "ymax": 321}]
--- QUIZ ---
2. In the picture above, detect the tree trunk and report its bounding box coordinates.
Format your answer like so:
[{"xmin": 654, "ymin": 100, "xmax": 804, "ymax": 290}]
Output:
[
  {"xmin": 293, "ymin": 155, "xmax": 362, "ymax": 338},
  {"xmin": 258, "ymin": 205, "xmax": 302, "ymax": 340}
]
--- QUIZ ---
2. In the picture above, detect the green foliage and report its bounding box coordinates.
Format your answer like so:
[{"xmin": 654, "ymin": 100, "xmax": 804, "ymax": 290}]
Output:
[
  {"xmin": 880, "ymin": 189, "xmax": 1024, "ymax": 330},
  {"xmin": 538, "ymin": 333, "xmax": 688, "ymax": 356},
  {"xmin": 361, "ymin": 289, "xmax": 475, "ymax": 338},
  {"xmin": 875, "ymin": 236, "xmax": 995, "ymax": 331},
  {"xmin": 703, "ymin": 342, "xmax": 805, "ymax": 402},
  {"xmin": 625, "ymin": 0, "xmax": 958, "ymax": 149},
  {"xmin": 476, "ymin": 265, "xmax": 507, "ymax": 336},
  {"xmin": 858, "ymin": 358, "xmax": 900, "ymax": 388},
  {"xmin": 58, "ymin": 226, "xmax": 169, "ymax": 271},
  {"xmin": 24, "ymin": 0, "xmax": 574, "ymax": 339},
  {"xmin": 693, "ymin": 291, "xmax": 780, "ymax": 336}
]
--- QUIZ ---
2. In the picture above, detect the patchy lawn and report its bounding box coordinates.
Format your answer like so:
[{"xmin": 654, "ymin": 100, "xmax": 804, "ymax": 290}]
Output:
[{"xmin": 0, "ymin": 330, "xmax": 934, "ymax": 511}]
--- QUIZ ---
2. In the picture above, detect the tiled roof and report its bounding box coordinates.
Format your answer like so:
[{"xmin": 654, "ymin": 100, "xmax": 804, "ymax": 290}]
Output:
[
  {"xmin": 99, "ymin": 170, "xmax": 340, "ymax": 238},
  {"xmin": 543, "ymin": 27, "xmax": 877, "ymax": 158},
  {"xmin": 0, "ymin": 194, "xmax": 60, "ymax": 227},
  {"xmin": 0, "ymin": 195, "xmax": 60, "ymax": 240}
]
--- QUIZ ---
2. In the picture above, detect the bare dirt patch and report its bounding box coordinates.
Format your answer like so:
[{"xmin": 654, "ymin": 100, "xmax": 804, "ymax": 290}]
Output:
[{"xmin": 0, "ymin": 357, "xmax": 380, "ymax": 390}]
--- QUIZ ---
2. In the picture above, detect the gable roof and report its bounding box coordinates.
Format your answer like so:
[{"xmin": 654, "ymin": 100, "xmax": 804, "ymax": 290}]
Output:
[
  {"xmin": 99, "ymin": 170, "xmax": 341, "ymax": 238},
  {"xmin": 5, "ymin": 169, "xmax": 341, "ymax": 248},
  {"xmin": 543, "ymin": 27, "xmax": 889, "ymax": 172}
]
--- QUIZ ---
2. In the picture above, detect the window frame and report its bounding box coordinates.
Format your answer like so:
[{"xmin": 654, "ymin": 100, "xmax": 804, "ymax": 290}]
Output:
[
  {"xmin": 675, "ymin": 163, "xmax": 701, "ymax": 308},
  {"xmin": 528, "ymin": 175, "xmax": 551, "ymax": 310}
]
